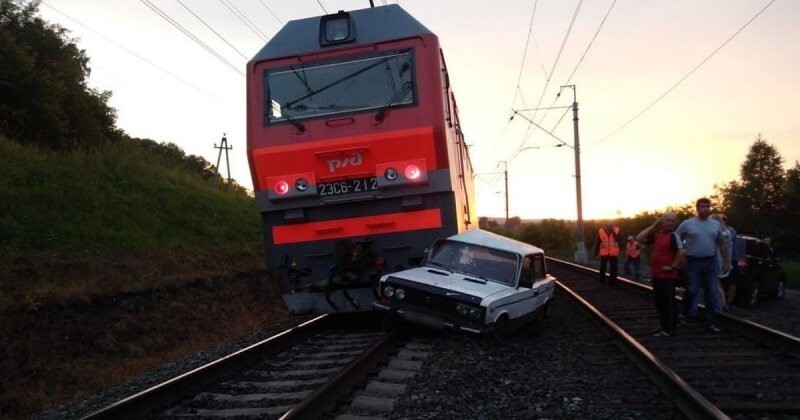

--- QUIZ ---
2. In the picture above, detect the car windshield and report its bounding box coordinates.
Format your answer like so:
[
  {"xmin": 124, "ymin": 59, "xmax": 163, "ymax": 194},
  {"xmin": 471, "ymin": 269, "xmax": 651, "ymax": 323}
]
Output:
[
  {"xmin": 427, "ymin": 240, "xmax": 518, "ymax": 285},
  {"xmin": 266, "ymin": 51, "xmax": 414, "ymax": 124}
]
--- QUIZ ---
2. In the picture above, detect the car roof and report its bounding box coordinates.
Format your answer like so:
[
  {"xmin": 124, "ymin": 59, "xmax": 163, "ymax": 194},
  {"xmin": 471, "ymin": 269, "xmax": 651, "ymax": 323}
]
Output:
[{"xmin": 445, "ymin": 229, "xmax": 545, "ymax": 256}]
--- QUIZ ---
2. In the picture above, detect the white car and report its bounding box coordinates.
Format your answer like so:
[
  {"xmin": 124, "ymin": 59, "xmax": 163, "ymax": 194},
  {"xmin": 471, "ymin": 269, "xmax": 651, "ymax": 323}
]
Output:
[{"xmin": 374, "ymin": 229, "xmax": 556, "ymax": 334}]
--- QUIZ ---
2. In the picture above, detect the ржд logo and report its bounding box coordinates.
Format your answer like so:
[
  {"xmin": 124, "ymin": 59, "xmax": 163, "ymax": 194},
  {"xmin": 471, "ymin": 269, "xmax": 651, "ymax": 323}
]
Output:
[{"xmin": 327, "ymin": 151, "xmax": 363, "ymax": 173}]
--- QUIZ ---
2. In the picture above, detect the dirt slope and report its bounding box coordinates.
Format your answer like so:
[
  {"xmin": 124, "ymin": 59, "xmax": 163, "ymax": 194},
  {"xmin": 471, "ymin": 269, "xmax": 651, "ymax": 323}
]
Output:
[{"xmin": 0, "ymin": 247, "xmax": 288, "ymax": 419}]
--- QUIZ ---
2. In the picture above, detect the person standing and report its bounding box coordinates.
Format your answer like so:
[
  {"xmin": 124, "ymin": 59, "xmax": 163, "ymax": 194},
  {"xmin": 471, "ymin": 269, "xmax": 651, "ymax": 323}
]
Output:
[
  {"xmin": 721, "ymin": 214, "xmax": 739, "ymax": 307},
  {"xmin": 624, "ymin": 236, "xmax": 644, "ymax": 280},
  {"xmin": 594, "ymin": 223, "xmax": 621, "ymax": 288},
  {"xmin": 711, "ymin": 214, "xmax": 735, "ymax": 311},
  {"xmin": 676, "ymin": 198, "xmax": 731, "ymax": 332},
  {"xmin": 636, "ymin": 212, "xmax": 684, "ymax": 337}
]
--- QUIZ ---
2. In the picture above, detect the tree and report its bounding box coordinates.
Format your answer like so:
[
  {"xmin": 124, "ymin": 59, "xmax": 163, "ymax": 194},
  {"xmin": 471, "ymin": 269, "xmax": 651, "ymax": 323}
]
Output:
[
  {"xmin": 775, "ymin": 161, "xmax": 800, "ymax": 257},
  {"xmin": 718, "ymin": 135, "xmax": 785, "ymax": 236},
  {"xmin": 0, "ymin": 0, "xmax": 118, "ymax": 150}
]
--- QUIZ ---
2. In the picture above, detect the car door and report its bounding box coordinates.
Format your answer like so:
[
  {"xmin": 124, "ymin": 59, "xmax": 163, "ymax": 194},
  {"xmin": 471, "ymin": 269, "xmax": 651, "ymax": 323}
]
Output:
[
  {"xmin": 510, "ymin": 255, "xmax": 538, "ymax": 322},
  {"xmin": 529, "ymin": 254, "xmax": 554, "ymax": 309}
]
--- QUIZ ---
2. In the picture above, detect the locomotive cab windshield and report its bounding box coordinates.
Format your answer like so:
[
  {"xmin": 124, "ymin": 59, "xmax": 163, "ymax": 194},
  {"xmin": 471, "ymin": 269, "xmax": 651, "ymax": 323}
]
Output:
[{"xmin": 267, "ymin": 51, "xmax": 415, "ymax": 125}]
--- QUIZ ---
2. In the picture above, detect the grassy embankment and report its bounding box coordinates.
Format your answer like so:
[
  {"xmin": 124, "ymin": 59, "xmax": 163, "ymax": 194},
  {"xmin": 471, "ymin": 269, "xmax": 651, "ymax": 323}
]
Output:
[
  {"xmin": 0, "ymin": 137, "xmax": 289, "ymax": 418},
  {"xmin": 0, "ymin": 136, "xmax": 265, "ymax": 308}
]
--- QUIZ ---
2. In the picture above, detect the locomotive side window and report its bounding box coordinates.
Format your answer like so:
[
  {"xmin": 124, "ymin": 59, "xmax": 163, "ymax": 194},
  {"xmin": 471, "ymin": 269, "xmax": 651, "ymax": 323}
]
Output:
[{"xmin": 266, "ymin": 51, "xmax": 415, "ymax": 124}]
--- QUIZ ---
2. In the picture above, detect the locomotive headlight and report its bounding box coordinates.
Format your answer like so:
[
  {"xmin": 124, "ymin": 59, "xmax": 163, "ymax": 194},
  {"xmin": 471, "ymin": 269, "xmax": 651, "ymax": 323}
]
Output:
[
  {"xmin": 384, "ymin": 167, "xmax": 398, "ymax": 181},
  {"xmin": 384, "ymin": 285, "xmax": 395, "ymax": 298},
  {"xmin": 395, "ymin": 288, "xmax": 406, "ymax": 300},
  {"xmin": 325, "ymin": 18, "xmax": 349, "ymax": 41},
  {"xmin": 274, "ymin": 180, "xmax": 289, "ymax": 195},
  {"xmin": 404, "ymin": 164, "xmax": 421, "ymax": 180},
  {"xmin": 320, "ymin": 11, "xmax": 354, "ymax": 46},
  {"xmin": 295, "ymin": 178, "xmax": 309, "ymax": 191}
]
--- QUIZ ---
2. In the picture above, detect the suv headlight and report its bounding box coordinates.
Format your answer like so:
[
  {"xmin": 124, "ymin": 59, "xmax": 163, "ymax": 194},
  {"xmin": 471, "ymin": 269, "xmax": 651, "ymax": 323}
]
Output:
[
  {"xmin": 384, "ymin": 285, "xmax": 395, "ymax": 298},
  {"xmin": 395, "ymin": 288, "xmax": 406, "ymax": 300}
]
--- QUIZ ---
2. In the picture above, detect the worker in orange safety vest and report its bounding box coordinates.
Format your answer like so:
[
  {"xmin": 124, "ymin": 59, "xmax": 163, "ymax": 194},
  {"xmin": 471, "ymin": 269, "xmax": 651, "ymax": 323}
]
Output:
[
  {"xmin": 624, "ymin": 236, "xmax": 644, "ymax": 280},
  {"xmin": 594, "ymin": 224, "xmax": 621, "ymax": 287}
]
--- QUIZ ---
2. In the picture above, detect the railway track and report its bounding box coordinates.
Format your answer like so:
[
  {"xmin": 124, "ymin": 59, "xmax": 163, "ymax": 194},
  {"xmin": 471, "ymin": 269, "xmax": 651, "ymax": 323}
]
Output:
[
  {"xmin": 81, "ymin": 260, "xmax": 800, "ymax": 419},
  {"xmin": 83, "ymin": 313, "xmax": 419, "ymax": 419},
  {"xmin": 548, "ymin": 258, "xmax": 800, "ymax": 419}
]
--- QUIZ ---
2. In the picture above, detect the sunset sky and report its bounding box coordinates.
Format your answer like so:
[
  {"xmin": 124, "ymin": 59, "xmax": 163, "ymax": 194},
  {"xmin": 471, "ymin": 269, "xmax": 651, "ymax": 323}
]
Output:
[{"xmin": 37, "ymin": 0, "xmax": 800, "ymax": 220}]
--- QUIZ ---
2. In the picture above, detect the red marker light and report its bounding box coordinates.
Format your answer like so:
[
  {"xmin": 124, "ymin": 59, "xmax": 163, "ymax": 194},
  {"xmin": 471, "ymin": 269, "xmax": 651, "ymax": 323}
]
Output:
[
  {"xmin": 274, "ymin": 180, "xmax": 289, "ymax": 195},
  {"xmin": 404, "ymin": 164, "xmax": 421, "ymax": 180}
]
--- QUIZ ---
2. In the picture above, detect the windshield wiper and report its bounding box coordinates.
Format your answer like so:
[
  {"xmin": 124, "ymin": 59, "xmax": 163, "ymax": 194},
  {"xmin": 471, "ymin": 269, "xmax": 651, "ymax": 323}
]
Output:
[
  {"xmin": 462, "ymin": 274, "xmax": 488, "ymax": 284},
  {"xmin": 284, "ymin": 56, "xmax": 394, "ymax": 110},
  {"xmin": 277, "ymin": 106, "xmax": 306, "ymax": 133},
  {"xmin": 374, "ymin": 81, "xmax": 413, "ymax": 123},
  {"xmin": 428, "ymin": 261, "xmax": 452, "ymax": 271}
]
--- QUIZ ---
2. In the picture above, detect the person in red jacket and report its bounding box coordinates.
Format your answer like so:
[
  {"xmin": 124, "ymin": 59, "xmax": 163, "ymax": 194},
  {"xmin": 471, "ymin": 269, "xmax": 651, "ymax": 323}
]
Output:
[
  {"xmin": 636, "ymin": 212, "xmax": 686, "ymax": 337},
  {"xmin": 624, "ymin": 236, "xmax": 644, "ymax": 280},
  {"xmin": 594, "ymin": 223, "xmax": 621, "ymax": 288}
]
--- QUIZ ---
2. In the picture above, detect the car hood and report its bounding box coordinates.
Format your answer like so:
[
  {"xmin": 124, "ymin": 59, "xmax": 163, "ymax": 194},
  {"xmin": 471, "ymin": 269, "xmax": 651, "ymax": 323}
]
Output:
[{"xmin": 387, "ymin": 266, "xmax": 511, "ymax": 301}]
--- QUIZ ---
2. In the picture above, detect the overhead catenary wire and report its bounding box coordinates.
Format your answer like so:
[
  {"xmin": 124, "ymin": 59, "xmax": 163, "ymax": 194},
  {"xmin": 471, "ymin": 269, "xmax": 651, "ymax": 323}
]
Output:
[
  {"xmin": 561, "ymin": 0, "xmax": 617, "ymax": 88},
  {"xmin": 258, "ymin": 0, "xmax": 283, "ymax": 25},
  {"xmin": 218, "ymin": 0, "xmax": 268, "ymax": 41},
  {"xmin": 543, "ymin": 0, "xmax": 617, "ymax": 135},
  {"xmin": 40, "ymin": 1, "xmax": 221, "ymax": 100},
  {"xmin": 525, "ymin": 0, "xmax": 583, "ymax": 129},
  {"xmin": 484, "ymin": 0, "xmax": 539, "ymax": 190},
  {"xmin": 316, "ymin": 0, "xmax": 328, "ymax": 14},
  {"xmin": 140, "ymin": 0, "xmax": 244, "ymax": 76},
  {"xmin": 176, "ymin": 0, "xmax": 248, "ymax": 60},
  {"xmin": 510, "ymin": 0, "xmax": 539, "ymax": 111},
  {"xmin": 507, "ymin": 0, "xmax": 584, "ymax": 164},
  {"xmin": 589, "ymin": 0, "xmax": 777, "ymax": 149}
]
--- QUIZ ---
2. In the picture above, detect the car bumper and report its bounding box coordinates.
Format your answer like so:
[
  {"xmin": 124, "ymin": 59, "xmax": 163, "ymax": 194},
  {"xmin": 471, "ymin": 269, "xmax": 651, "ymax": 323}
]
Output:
[{"xmin": 373, "ymin": 302, "xmax": 486, "ymax": 334}]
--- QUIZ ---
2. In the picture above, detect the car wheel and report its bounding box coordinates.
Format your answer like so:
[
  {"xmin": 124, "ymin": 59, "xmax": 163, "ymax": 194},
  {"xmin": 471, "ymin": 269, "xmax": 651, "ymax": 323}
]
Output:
[
  {"xmin": 493, "ymin": 315, "xmax": 510, "ymax": 338},
  {"xmin": 541, "ymin": 301, "xmax": 550, "ymax": 320}
]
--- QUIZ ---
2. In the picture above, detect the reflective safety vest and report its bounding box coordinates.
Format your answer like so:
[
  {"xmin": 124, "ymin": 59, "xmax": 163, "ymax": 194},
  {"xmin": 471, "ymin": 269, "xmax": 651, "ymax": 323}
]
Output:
[
  {"xmin": 598, "ymin": 227, "xmax": 620, "ymax": 257},
  {"xmin": 627, "ymin": 241, "xmax": 641, "ymax": 258}
]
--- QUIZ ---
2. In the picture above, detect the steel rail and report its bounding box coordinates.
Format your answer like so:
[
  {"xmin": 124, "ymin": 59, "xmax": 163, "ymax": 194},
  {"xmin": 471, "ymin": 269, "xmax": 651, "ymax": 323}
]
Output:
[
  {"xmin": 82, "ymin": 315, "xmax": 330, "ymax": 420},
  {"xmin": 549, "ymin": 257, "xmax": 800, "ymax": 352},
  {"xmin": 550, "ymin": 258, "xmax": 729, "ymax": 420},
  {"xmin": 280, "ymin": 327, "xmax": 406, "ymax": 419}
]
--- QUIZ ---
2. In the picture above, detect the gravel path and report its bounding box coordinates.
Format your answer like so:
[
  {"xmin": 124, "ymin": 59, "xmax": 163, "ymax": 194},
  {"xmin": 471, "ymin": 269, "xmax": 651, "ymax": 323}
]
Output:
[{"xmin": 391, "ymin": 292, "xmax": 676, "ymax": 419}]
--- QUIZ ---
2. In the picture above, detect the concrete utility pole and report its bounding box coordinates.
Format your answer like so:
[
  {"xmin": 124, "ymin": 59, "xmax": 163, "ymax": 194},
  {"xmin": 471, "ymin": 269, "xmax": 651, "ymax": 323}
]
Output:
[
  {"xmin": 214, "ymin": 133, "xmax": 232, "ymax": 183},
  {"xmin": 561, "ymin": 85, "xmax": 587, "ymax": 264}
]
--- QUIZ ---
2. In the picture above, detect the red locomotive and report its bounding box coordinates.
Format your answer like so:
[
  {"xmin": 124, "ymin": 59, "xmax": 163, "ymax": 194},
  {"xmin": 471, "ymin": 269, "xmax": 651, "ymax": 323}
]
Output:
[{"xmin": 247, "ymin": 4, "xmax": 475, "ymax": 314}]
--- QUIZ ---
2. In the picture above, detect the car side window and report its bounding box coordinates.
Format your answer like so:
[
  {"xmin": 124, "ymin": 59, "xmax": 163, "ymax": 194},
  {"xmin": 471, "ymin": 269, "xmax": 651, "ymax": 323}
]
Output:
[
  {"xmin": 520, "ymin": 256, "xmax": 534, "ymax": 288},
  {"xmin": 754, "ymin": 241, "xmax": 769, "ymax": 259},
  {"xmin": 532, "ymin": 254, "xmax": 546, "ymax": 280}
]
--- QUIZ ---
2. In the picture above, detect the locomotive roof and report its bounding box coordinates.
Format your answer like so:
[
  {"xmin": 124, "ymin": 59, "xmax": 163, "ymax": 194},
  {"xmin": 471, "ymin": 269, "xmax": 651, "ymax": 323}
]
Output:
[
  {"xmin": 446, "ymin": 229, "xmax": 546, "ymax": 257},
  {"xmin": 250, "ymin": 4, "xmax": 433, "ymax": 62}
]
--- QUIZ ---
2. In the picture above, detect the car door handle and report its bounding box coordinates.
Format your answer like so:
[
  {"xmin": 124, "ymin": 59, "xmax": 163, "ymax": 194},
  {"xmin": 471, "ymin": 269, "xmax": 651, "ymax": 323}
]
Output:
[{"xmin": 533, "ymin": 289, "xmax": 540, "ymax": 296}]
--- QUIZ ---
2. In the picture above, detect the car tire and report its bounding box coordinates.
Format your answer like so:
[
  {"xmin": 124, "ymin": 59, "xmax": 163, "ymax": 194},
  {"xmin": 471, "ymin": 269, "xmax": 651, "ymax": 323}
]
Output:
[
  {"xmin": 493, "ymin": 315, "xmax": 510, "ymax": 338},
  {"xmin": 541, "ymin": 300, "xmax": 551, "ymax": 320}
]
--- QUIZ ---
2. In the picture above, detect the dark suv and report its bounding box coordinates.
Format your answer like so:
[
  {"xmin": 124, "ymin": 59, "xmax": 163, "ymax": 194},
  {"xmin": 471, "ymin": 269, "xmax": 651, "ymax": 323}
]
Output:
[{"xmin": 734, "ymin": 235, "xmax": 787, "ymax": 307}]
